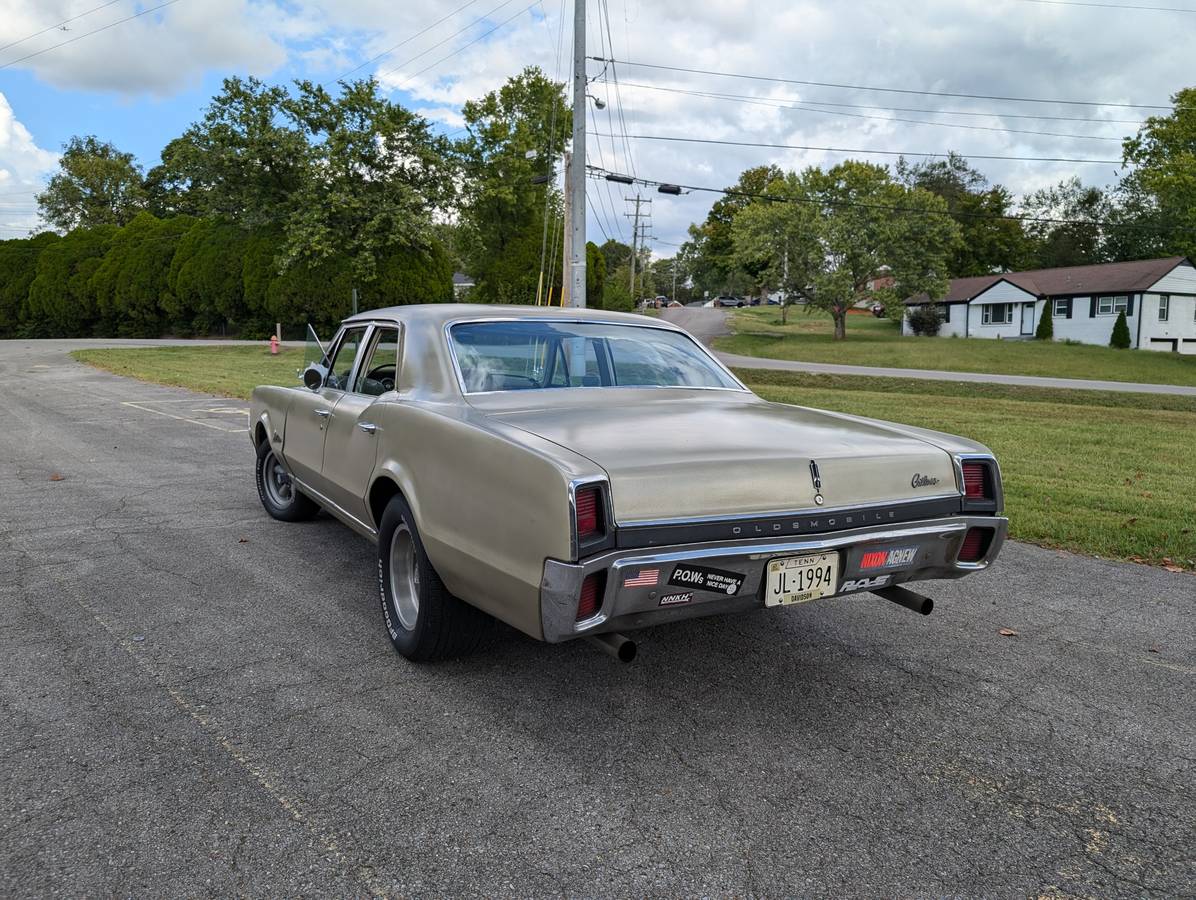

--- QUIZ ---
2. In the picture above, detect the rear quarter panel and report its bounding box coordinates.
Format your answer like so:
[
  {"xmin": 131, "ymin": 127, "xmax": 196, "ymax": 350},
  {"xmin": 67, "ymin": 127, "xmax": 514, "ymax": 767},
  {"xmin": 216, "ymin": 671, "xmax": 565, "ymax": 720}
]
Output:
[{"xmin": 369, "ymin": 400, "xmax": 602, "ymax": 640}]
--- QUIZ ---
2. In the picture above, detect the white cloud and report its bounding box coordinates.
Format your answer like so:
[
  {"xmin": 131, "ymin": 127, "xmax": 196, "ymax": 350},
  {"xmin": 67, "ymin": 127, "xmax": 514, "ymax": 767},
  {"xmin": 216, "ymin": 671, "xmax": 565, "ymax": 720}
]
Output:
[
  {"xmin": 0, "ymin": 91, "xmax": 57, "ymax": 235},
  {"xmin": 0, "ymin": 0, "xmax": 288, "ymax": 95}
]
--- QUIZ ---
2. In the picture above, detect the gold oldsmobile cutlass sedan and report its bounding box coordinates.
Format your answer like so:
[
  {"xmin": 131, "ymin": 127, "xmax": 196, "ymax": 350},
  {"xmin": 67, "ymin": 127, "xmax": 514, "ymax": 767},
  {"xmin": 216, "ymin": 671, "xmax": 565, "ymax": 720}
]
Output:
[{"xmin": 250, "ymin": 305, "xmax": 1007, "ymax": 662}]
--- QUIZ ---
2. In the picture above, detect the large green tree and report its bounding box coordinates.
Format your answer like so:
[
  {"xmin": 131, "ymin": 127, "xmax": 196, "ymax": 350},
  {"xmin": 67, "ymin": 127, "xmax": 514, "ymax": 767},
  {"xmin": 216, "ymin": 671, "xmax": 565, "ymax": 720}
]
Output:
[
  {"xmin": 732, "ymin": 161, "xmax": 959, "ymax": 340},
  {"xmin": 0, "ymin": 233, "xmax": 59, "ymax": 336},
  {"xmin": 1021, "ymin": 177, "xmax": 1112, "ymax": 268},
  {"xmin": 1120, "ymin": 86, "xmax": 1196, "ymax": 260},
  {"xmin": 896, "ymin": 153, "xmax": 1029, "ymax": 276},
  {"xmin": 37, "ymin": 136, "xmax": 146, "ymax": 231},
  {"xmin": 457, "ymin": 67, "xmax": 571, "ymax": 304},
  {"xmin": 25, "ymin": 226, "xmax": 117, "ymax": 336},
  {"xmin": 681, "ymin": 164, "xmax": 781, "ymax": 297},
  {"xmin": 146, "ymin": 77, "xmax": 307, "ymax": 227},
  {"xmin": 280, "ymin": 79, "xmax": 453, "ymax": 285}
]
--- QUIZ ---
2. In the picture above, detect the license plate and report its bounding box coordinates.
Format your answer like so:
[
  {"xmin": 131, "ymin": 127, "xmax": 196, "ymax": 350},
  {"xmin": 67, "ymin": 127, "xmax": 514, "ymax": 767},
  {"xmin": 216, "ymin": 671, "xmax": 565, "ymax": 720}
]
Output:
[{"xmin": 765, "ymin": 552, "xmax": 839, "ymax": 607}]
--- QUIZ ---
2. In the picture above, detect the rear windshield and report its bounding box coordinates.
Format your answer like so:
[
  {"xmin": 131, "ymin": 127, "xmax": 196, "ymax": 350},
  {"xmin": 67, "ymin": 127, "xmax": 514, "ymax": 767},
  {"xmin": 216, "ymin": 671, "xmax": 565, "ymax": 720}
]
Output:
[{"xmin": 448, "ymin": 320, "xmax": 742, "ymax": 393}]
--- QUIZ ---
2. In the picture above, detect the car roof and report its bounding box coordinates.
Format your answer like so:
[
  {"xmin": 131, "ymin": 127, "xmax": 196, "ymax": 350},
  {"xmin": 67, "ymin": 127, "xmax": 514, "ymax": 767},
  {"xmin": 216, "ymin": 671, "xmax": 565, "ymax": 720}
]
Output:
[{"xmin": 343, "ymin": 303, "xmax": 685, "ymax": 331}]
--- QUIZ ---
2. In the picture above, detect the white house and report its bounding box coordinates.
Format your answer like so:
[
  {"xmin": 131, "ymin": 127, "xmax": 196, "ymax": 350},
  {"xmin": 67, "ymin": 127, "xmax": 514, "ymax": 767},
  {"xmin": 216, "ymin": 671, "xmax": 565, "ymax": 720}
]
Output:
[{"xmin": 903, "ymin": 257, "xmax": 1196, "ymax": 353}]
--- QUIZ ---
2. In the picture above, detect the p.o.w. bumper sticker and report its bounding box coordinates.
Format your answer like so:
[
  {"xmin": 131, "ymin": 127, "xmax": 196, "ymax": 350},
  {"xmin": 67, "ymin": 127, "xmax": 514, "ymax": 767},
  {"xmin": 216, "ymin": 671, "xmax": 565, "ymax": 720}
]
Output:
[{"xmin": 669, "ymin": 563, "xmax": 744, "ymax": 596}]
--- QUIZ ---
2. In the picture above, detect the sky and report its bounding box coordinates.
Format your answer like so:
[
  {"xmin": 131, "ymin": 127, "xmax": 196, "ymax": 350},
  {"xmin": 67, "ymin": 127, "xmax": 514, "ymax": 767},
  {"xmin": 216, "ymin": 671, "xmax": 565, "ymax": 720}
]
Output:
[{"xmin": 0, "ymin": 0, "xmax": 1191, "ymax": 252}]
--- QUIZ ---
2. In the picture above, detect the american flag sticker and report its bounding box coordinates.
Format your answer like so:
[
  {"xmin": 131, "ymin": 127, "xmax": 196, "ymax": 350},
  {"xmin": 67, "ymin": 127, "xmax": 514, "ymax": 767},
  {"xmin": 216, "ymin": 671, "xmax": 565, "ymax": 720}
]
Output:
[{"xmin": 623, "ymin": 568, "xmax": 659, "ymax": 588}]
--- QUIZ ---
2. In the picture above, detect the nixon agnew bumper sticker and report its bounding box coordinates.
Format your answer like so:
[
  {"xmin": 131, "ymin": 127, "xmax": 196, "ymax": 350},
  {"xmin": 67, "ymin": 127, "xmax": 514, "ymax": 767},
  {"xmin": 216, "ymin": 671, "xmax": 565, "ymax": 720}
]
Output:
[{"xmin": 669, "ymin": 563, "xmax": 744, "ymax": 596}]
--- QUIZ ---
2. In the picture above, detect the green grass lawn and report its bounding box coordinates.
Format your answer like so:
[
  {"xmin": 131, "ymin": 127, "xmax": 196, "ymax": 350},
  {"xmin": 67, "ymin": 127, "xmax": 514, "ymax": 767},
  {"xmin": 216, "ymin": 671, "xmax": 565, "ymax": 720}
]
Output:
[
  {"xmin": 71, "ymin": 345, "xmax": 1195, "ymax": 571},
  {"xmin": 73, "ymin": 345, "xmax": 306, "ymax": 399},
  {"xmin": 717, "ymin": 307, "xmax": 1196, "ymax": 387}
]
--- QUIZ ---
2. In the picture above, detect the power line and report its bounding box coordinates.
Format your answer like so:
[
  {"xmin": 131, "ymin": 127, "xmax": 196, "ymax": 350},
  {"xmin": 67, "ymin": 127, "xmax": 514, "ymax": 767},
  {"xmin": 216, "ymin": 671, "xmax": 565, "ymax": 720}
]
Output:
[
  {"xmin": 586, "ymin": 165, "xmax": 1173, "ymax": 233},
  {"xmin": 376, "ymin": 0, "xmax": 521, "ymax": 83},
  {"xmin": 1013, "ymin": 0, "xmax": 1196, "ymax": 11},
  {"xmin": 588, "ymin": 56, "xmax": 1176, "ymax": 111},
  {"xmin": 324, "ymin": 0, "xmax": 484, "ymax": 85},
  {"xmin": 601, "ymin": 80, "xmax": 1127, "ymax": 142},
  {"xmin": 594, "ymin": 132, "xmax": 1125, "ymax": 164},
  {"xmin": 391, "ymin": 2, "xmax": 539, "ymax": 89},
  {"xmin": 0, "ymin": 0, "xmax": 187, "ymax": 70},
  {"xmin": 612, "ymin": 82, "xmax": 1145, "ymax": 125},
  {"xmin": 0, "ymin": 0, "xmax": 125, "ymax": 54}
]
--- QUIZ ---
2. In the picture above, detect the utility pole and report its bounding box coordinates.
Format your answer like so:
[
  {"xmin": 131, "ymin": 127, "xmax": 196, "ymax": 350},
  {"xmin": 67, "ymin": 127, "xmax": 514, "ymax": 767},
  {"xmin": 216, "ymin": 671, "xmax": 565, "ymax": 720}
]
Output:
[
  {"xmin": 561, "ymin": 151, "xmax": 572, "ymax": 307},
  {"xmin": 567, "ymin": 0, "xmax": 587, "ymax": 307},
  {"xmin": 625, "ymin": 194, "xmax": 649, "ymax": 300}
]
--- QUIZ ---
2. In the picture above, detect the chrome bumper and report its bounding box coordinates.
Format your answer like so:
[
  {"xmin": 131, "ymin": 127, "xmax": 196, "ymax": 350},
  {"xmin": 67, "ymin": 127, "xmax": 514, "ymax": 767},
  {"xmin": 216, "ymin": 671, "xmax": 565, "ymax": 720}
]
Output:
[{"xmin": 539, "ymin": 515, "xmax": 1008, "ymax": 643}]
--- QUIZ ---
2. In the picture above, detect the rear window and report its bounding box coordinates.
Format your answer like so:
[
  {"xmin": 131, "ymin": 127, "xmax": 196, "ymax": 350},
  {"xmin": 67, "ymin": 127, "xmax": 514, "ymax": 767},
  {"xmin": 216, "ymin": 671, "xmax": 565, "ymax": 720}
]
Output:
[{"xmin": 448, "ymin": 320, "xmax": 742, "ymax": 394}]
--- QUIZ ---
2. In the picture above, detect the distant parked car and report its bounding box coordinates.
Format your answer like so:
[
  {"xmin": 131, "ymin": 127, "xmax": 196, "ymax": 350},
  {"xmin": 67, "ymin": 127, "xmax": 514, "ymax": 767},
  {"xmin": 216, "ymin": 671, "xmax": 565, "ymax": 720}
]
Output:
[
  {"xmin": 766, "ymin": 298, "xmax": 781, "ymax": 305},
  {"xmin": 871, "ymin": 304, "xmax": 886, "ymax": 318},
  {"xmin": 715, "ymin": 296, "xmax": 744, "ymax": 308}
]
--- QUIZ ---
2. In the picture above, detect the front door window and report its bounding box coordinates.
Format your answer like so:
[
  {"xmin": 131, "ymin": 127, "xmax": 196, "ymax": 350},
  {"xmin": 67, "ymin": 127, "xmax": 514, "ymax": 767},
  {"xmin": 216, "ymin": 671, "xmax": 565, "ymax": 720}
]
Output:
[
  {"xmin": 355, "ymin": 328, "xmax": 401, "ymax": 395},
  {"xmin": 325, "ymin": 327, "xmax": 368, "ymax": 391}
]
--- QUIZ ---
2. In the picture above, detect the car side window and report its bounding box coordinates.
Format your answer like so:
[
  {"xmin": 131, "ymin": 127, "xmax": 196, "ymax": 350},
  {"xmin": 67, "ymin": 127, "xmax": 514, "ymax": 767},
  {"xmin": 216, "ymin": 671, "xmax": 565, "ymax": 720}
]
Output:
[
  {"xmin": 355, "ymin": 327, "xmax": 400, "ymax": 396},
  {"xmin": 325, "ymin": 327, "xmax": 368, "ymax": 391}
]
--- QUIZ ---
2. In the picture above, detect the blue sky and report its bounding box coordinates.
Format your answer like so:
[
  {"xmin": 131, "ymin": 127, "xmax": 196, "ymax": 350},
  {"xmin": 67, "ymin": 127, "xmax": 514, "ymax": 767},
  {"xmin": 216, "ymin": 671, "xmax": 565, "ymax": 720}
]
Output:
[{"xmin": 1, "ymin": 0, "xmax": 1192, "ymax": 246}]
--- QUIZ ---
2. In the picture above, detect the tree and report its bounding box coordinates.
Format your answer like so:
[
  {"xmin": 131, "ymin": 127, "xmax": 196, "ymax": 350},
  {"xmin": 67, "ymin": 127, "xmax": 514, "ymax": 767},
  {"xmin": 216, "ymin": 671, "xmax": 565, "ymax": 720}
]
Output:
[
  {"xmin": 166, "ymin": 219, "xmax": 248, "ymax": 334},
  {"xmin": 585, "ymin": 241, "xmax": 606, "ymax": 306},
  {"xmin": 896, "ymin": 153, "xmax": 1029, "ymax": 275},
  {"xmin": 279, "ymin": 79, "xmax": 453, "ymax": 285},
  {"xmin": 146, "ymin": 77, "xmax": 307, "ymax": 227},
  {"xmin": 0, "ymin": 234, "xmax": 60, "ymax": 336},
  {"xmin": 733, "ymin": 161, "xmax": 960, "ymax": 340},
  {"xmin": 37, "ymin": 136, "xmax": 146, "ymax": 231},
  {"xmin": 1121, "ymin": 86, "xmax": 1196, "ymax": 260},
  {"xmin": 1110, "ymin": 310, "xmax": 1131, "ymax": 349},
  {"xmin": 456, "ymin": 67, "xmax": 571, "ymax": 303},
  {"xmin": 1021, "ymin": 177, "xmax": 1112, "ymax": 268},
  {"xmin": 1034, "ymin": 302, "xmax": 1053, "ymax": 340},
  {"xmin": 682, "ymin": 165, "xmax": 782, "ymax": 296},
  {"xmin": 598, "ymin": 238, "xmax": 631, "ymax": 275},
  {"xmin": 89, "ymin": 212, "xmax": 195, "ymax": 336},
  {"xmin": 25, "ymin": 226, "xmax": 117, "ymax": 336}
]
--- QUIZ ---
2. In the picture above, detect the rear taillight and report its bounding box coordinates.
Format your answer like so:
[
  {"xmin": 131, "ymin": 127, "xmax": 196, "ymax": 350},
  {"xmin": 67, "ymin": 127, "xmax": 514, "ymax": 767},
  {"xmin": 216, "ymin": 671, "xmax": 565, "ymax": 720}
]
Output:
[
  {"xmin": 962, "ymin": 461, "xmax": 993, "ymax": 501},
  {"xmin": 575, "ymin": 486, "xmax": 603, "ymax": 540},
  {"xmin": 959, "ymin": 527, "xmax": 993, "ymax": 563},
  {"xmin": 577, "ymin": 571, "xmax": 605, "ymax": 621}
]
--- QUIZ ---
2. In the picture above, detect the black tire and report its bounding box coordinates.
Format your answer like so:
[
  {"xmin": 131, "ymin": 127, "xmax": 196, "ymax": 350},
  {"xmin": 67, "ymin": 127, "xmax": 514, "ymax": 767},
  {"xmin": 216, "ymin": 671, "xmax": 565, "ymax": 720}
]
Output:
[
  {"xmin": 255, "ymin": 439, "xmax": 319, "ymax": 522},
  {"xmin": 377, "ymin": 493, "xmax": 492, "ymax": 661}
]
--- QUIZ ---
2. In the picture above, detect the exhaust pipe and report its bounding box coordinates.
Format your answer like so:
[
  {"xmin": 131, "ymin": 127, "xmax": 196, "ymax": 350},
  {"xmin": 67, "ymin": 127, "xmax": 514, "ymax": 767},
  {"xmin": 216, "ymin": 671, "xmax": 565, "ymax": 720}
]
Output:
[
  {"xmin": 874, "ymin": 585, "xmax": 934, "ymax": 616},
  {"xmin": 586, "ymin": 632, "xmax": 638, "ymax": 663}
]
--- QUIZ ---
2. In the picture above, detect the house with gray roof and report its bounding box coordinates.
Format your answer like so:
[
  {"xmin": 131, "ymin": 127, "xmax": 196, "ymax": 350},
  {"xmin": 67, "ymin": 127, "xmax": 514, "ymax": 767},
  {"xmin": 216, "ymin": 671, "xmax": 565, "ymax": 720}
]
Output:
[{"xmin": 903, "ymin": 256, "xmax": 1196, "ymax": 353}]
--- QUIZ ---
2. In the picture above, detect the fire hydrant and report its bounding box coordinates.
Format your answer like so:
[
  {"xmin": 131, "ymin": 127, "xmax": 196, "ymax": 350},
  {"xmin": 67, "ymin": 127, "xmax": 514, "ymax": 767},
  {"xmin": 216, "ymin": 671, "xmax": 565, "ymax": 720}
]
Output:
[{"xmin": 269, "ymin": 334, "xmax": 279, "ymax": 355}]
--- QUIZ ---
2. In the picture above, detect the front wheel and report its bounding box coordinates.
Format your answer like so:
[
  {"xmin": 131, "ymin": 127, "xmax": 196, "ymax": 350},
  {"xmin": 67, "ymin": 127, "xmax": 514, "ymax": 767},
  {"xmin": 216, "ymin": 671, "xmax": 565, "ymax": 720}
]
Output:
[
  {"xmin": 377, "ymin": 494, "xmax": 492, "ymax": 661},
  {"xmin": 255, "ymin": 439, "xmax": 319, "ymax": 522}
]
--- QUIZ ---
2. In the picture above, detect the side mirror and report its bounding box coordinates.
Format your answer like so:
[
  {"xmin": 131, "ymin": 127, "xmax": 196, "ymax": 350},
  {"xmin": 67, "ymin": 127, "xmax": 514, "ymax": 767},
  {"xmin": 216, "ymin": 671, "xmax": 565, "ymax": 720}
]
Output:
[{"xmin": 302, "ymin": 364, "xmax": 327, "ymax": 391}]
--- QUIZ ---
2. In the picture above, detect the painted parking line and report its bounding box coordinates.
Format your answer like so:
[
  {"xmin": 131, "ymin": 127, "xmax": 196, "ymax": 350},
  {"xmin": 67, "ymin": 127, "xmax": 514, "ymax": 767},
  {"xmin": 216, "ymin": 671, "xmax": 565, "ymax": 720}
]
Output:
[{"xmin": 120, "ymin": 398, "xmax": 249, "ymax": 434}]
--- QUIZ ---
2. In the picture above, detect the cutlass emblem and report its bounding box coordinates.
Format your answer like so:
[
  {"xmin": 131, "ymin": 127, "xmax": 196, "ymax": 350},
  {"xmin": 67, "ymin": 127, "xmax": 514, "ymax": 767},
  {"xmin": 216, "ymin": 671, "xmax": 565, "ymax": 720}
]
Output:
[{"xmin": 809, "ymin": 459, "xmax": 824, "ymax": 506}]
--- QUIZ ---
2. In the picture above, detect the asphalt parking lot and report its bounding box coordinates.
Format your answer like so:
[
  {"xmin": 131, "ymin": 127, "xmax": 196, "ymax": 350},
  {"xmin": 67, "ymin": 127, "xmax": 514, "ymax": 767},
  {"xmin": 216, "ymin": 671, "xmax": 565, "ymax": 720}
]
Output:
[{"xmin": 1, "ymin": 339, "xmax": 1193, "ymax": 897}]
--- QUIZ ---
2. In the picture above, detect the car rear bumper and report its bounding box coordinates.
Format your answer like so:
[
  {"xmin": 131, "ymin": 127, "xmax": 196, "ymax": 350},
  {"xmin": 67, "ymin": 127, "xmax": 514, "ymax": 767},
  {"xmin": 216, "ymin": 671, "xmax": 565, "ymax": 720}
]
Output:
[{"xmin": 539, "ymin": 515, "xmax": 1008, "ymax": 642}]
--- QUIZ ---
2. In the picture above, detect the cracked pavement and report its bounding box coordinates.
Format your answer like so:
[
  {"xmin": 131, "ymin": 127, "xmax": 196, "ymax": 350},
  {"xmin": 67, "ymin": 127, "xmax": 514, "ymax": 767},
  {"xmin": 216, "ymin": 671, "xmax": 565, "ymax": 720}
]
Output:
[{"xmin": 0, "ymin": 338, "xmax": 1193, "ymax": 897}]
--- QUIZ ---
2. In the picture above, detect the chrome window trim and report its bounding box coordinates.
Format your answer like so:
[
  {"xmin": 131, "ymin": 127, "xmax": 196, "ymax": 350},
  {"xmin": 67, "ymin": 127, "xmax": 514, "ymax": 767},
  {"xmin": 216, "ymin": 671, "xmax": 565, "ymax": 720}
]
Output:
[{"xmin": 441, "ymin": 316, "xmax": 750, "ymax": 397}]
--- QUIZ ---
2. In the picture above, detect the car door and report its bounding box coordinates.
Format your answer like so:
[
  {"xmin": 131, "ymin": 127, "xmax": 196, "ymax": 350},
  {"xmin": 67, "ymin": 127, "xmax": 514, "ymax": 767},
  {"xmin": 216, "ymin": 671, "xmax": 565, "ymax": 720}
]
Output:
[
  {"xmin": 283, "ymin": 324, "xmax": 370, "ymax": 492},
  {"xmin": 320, "ymin": 324, "xmax": 401, "ymax": 525}
]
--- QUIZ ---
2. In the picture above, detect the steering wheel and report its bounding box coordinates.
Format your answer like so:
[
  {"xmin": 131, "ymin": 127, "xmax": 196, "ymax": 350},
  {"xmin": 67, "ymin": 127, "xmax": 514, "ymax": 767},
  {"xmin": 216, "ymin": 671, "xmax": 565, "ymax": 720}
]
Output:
[{"xmin": 365, "ymin": 364, "xmax": 396, "ymax": 393}]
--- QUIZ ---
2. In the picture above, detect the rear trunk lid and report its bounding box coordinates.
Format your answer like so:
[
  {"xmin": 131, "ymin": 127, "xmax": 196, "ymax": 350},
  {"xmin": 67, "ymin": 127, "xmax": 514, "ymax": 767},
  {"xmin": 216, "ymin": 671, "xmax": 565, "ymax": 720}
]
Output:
[{"xmin": 473, "ymin": 390, "xmax": 959, "ymax": 523}]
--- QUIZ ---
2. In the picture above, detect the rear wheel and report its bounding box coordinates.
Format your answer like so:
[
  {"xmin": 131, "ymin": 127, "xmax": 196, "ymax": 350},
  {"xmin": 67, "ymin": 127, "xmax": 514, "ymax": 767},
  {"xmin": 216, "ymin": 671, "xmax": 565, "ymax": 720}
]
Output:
[
  {"xmin": 255, "ymin": 439, "xmax": 318, "ymax": 522},
  {"xmin": 377, "ymin": 494, "xmax": 491, "ymax": 661}
]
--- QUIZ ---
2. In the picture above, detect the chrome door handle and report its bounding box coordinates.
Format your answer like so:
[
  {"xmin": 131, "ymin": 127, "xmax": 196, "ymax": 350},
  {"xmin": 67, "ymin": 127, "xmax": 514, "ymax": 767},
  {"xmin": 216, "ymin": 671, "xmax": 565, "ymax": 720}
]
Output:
[
  {"xmin": 357, "ymin": 422, "xmax": 378, "ymax": 434},
  {"xmin": 314, "ymin": 409, "xmax": 331, "ymax": 419}
]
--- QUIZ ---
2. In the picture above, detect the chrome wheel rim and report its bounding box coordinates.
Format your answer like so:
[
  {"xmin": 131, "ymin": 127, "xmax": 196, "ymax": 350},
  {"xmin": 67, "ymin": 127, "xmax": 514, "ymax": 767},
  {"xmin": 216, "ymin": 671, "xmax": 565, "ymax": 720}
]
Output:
[
  {"xmin": 263, "ymin": 451, "xmax": 293, "ymax": 507},
  {"xmin": 389, "ymin": 523, "xmax": 419, "ymax": 631}
]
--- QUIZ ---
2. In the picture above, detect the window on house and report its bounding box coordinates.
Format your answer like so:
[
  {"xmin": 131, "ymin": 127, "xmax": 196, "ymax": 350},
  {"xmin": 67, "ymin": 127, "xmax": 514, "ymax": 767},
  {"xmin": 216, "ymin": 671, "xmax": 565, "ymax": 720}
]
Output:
[
  {"xmin": 1053, "ymin": 298, "xmax": 1068, "ymax": 317},
  {"xmin": 981, "ymin": 304, "xmax": 1014, "ymax": 325},
  {"xmin": 1159, "ymin": 295, "xmax": 1170, "ymax": 322},
  {"xmin": 1097, "ymin": 296, "xmax": 1128, "ymax": 316}
]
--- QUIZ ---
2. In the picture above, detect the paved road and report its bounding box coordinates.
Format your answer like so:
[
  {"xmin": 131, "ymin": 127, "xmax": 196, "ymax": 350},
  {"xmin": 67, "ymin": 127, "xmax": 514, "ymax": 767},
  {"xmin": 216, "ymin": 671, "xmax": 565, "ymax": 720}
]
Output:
[
  {"xmin": 662, "ymin": 307, "xmax": 1196, "ymax": 396},
  {"xmin": 2, "ymin": 339, "xmax": 1193, "ymax": 897}
]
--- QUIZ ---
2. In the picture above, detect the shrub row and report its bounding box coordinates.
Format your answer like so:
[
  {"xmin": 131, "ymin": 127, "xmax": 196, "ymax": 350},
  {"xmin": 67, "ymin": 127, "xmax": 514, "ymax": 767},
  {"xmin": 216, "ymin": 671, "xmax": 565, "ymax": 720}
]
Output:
[{"xmin": 0, "ymin": 212, "xmax": 453, "ymax": 339}]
